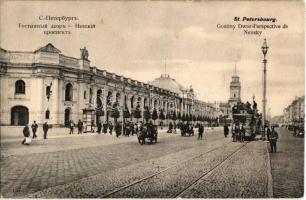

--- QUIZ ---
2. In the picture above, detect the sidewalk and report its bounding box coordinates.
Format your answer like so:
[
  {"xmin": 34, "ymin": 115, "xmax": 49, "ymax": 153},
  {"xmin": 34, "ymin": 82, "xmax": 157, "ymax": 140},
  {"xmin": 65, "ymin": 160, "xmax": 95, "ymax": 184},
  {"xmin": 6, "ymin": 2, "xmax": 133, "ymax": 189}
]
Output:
[
  {"xmin": 268, "ymin": 127, "xmax": 304, "ymax": 198},
  {"xmin": 0, "ymin": 126, "xmax": 222, "ymax": 143}
]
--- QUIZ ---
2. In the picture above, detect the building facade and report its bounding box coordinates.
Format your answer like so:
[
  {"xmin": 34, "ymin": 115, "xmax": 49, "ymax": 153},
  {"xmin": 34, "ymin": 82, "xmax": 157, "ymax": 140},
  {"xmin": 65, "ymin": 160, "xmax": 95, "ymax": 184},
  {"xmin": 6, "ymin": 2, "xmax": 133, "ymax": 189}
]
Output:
[
  {"xmin": 0, "ymin": 43, "xmax": 217, "ymax": 126},
  {"xmin": 283, "ymin": 96, "xmax": 305, "ymax": 125}
]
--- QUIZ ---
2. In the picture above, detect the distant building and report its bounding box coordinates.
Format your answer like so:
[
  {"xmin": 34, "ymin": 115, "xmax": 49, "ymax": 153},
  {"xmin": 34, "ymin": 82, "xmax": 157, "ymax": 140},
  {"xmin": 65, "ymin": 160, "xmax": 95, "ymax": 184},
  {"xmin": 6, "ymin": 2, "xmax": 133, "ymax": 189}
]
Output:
[
  {"xmin": 149, "ymin": 74, "xmax": 219, "ymax": 119},
  {"xmin": 228, "ymin": 63, "xmax": 241, "ymax": 108},
  {"xmin": 283, "ymin": 95, "xmax": 305, "ymax": 125}
]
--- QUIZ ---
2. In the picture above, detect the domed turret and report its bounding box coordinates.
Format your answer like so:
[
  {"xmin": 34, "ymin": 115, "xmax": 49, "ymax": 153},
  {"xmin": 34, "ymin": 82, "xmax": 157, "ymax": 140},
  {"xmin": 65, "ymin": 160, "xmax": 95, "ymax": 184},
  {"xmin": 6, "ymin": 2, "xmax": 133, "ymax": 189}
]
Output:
[{"xmin": 149, "ymin": 74, "xmax": 185, "ymax": 95}]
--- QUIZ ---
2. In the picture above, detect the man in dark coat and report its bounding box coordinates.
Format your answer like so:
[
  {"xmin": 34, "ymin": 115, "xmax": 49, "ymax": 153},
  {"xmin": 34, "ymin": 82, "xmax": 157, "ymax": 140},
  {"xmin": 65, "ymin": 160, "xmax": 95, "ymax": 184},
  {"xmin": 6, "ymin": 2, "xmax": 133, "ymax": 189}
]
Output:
[
  {"xmin": 103, "ymin": 121, "xmax": 108, "ymax": 134},
  {"xmin": 267, "ymin": 126, "xmax": 279, "ymax": 153},
  {"xmin": 31, "ymin": 121, "xmax": 38, "ymax": 139},
  {"xmin": 22, "ymin": 124, "xmax": 30, "ymax": 144},
  {"xmin": 224, "ymin": 124, "xmax": 229, "ymax": 137},
  {"xmin": 108, "ymin": 122, "xmax": 113, "ymax": 135},
  {"xmin": 69, "ymin": 120, "xmax": 74, "ymax": 134},
  {"xmin": 233, "ymin": 124, "xmax": 239, "ymax": 142},
  {"xmin": 198, "ymin": 123, "xmax": 204, "ymax": 140},
  {"xmin": 77, "ymin": 120, "xmax": 83, "ymax": 134},
  {"xmin": 97, "ymin": 120, "xmax": 102, "ymax": 134},
  {"xmin": 115, "ymin": 122, "xmax": 122, "ymax": 138},
  {"xmin": 43, "ymin": 122, "xmax": 49, "ymax": 139},
  {"xmin": 168, "ymin": 122, "xmax": 173, "ymax": 133}
]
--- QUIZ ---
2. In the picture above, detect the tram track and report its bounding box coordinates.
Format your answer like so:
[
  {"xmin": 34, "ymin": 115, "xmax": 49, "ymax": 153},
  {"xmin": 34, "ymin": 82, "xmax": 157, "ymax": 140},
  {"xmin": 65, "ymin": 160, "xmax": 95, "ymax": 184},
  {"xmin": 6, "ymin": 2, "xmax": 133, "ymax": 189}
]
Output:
[
  {"xmin": 172, "ymin": 141, "xmax": 249, "ymax": 198},
  {"xmin": 101, "ymin": 140, "xmax": 238, "ymax": 198}
]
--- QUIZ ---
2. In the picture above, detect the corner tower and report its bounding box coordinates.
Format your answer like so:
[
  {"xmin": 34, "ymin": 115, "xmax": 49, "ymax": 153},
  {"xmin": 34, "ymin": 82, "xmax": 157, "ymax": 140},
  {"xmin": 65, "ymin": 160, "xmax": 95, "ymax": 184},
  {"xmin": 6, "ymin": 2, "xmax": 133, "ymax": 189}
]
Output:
[{"xmin": 228, "ymin": 62, "xmax": 241, "ymax": 107}]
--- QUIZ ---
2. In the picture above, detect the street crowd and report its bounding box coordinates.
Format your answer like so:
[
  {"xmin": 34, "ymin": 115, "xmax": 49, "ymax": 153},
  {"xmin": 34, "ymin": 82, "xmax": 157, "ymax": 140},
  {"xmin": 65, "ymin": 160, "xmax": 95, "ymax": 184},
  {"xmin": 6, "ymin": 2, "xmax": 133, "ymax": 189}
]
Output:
[{"xmin": 21, "ymin": 118, "xmax": 208, "ymax": 145}]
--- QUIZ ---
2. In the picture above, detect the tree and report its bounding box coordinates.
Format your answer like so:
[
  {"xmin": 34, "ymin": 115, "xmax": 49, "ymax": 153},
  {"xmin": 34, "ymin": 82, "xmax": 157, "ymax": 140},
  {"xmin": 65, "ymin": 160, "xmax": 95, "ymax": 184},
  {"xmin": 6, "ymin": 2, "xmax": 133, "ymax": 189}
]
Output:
[
  {"xmin": 159, "ymin": 109, "xmax": 165, "ymax": 121},
  {"xmin": 172, "ymin": 112, "xmax": 177, "ymax": 121},
  {"xmin": 144, "ymin": 107, "xmax": 151, "ymax": 123},
  {"xmin": 189, "ymin": 114, "xmax": 193, "ymax": 122},
  {"xmin": 166, "ymin": 112, "xmax": 170, "ymax": 120},
  {"xmin": 134, "ymin": 105, "xmax": 142, "ymax": 122},
  {"xmin": 159, "ymin": 109, "xmax": 165, "ymax": 128},
  {"xmin": 152, "ymin": 108, "xmax": 158, "ymax": 124},
  {"xmin": 193, "ymin": 115, "xmax": 197, "ymax": 122},
  {"xmin": 177, "ymin": 112, "xmax": 182, "ymax": 121},
  {"xmin": 96, "ymin": 96, "xmax": 104, "ymax": 117},
  {"xmin": 124, "ymin": 109, "xmax": 130, "ymax": 119},
  {"xmin": 111, "ymin": 102, "xmax": 120, "ymax": 123}
]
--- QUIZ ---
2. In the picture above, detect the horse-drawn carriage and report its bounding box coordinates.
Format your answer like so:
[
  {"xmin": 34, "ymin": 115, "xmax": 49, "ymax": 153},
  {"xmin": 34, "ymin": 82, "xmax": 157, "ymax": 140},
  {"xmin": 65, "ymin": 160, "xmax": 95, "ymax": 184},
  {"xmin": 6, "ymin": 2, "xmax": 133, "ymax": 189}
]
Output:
[
  {"xmin": 180, "ymin": 123, "xmax": 194, "ymax": 137},
  {"xmin": 137, "ymin": 124, "xmax": 158, "ymax": 144}
]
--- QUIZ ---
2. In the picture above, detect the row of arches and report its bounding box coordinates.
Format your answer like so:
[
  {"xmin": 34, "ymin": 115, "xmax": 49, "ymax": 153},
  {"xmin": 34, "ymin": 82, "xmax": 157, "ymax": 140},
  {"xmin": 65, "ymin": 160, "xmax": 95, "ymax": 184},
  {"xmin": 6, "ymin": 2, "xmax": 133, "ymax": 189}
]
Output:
[
  {"xmin": 100, "ymin": 91, "xmax": 175, "ymax": 112},
  {"xmin": 10, "ymin": 106, "xmax": 51, "ymax": 125}
]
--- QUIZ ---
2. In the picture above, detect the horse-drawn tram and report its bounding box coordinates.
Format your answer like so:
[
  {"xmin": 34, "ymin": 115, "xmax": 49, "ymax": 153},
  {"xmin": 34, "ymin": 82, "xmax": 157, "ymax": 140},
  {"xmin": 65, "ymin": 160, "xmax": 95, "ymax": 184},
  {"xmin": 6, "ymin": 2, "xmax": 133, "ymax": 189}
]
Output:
[{"xmin": 231, "ymin": 101, "xmax": 260, "ymax": 141}]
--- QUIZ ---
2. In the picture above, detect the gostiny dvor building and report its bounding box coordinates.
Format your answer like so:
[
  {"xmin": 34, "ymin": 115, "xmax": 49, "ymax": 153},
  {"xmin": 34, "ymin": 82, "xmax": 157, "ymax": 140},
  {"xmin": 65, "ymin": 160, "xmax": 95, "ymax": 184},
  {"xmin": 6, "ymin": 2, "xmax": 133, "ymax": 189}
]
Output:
[{"xmin": 0, "ymin": 43, "xmax": 220, "ymax": 127}]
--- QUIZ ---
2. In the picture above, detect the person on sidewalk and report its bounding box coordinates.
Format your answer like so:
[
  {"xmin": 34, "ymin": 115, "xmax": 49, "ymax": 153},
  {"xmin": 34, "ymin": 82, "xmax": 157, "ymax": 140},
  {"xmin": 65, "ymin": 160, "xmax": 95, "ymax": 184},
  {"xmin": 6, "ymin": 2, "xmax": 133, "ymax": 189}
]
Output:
[
  {"xmin": 97, "ymin": 120, "xmax": 102, "ymax": 134},
  {"xmin": 109, "ymin": 121, "xmax": 113, "ymax": 135},
  {"xmin": 103, "ymin": 121, "xmax": 108, "ymax": 134},
  {"xmin": 224, "ymin": 124, "xmax": 229, "ymax": 138},
  {"xmin": 31, "ymin": 121, "xmax": 38, "ymax": 139},
  {"xmin": 267, "ymin": 126, "xmax": 279, "ymax": 153},
  {"xmin": 77, "ymin": 119, "xmax": 83, "ymax": 134},
  {"xmin": 115, "ymin": 121, "xmax": 121, "ymax": 138},
  {"xmin": 267, "ymin": 127, "xmax": 271, "ymax": 138},
  {"xmin": 22, "ymin": 124, "xmax": 30, "ymax": 145},
  {"xmin": 91, "ymin": 120, "xmax": 94, "ymax": 133},
  {"xmin": 43, "ymin": 122, "xmax": 49, "ymax": 139},
  {"xmin": 198, "ymin": 123, "xmax": 204, "ymax": 140},
  {"xmin": 69, "ymin": 120, "xmax": 75, "ymax": 134}
]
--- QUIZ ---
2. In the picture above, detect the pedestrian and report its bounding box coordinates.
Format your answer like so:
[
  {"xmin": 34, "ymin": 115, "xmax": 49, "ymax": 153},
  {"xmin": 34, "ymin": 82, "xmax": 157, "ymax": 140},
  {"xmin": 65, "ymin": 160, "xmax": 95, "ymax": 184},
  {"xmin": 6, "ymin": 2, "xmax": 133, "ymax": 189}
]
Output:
[
  {"xmin": 240, "ymin": 124, "xmax": 245, "ymax": 142},
  {"xmin": 31, "ymin": 120, "xmax": 38, "ymax": 139},
  {"xmin": 198, "ymin": 123, "xmax": 204, "ymax": 140},
  {"xmin": 91, "ymin": 120, "xmax": 94, "ymax": 133},
  {"xmin": 103, "ymin": 121, "xmax": 108, "ymax": 134},
  {"xmin": 43, "ymin": 122, "xmax": 49, "ymax": 139},
  {"xmin": 224, "ymin": 124, "xmax": 229, "ymax": 137},
  {"xmin": 69, "ymin": 120, "xmax": 75, "ymax": 134},
  {"xmin": 22, "ymin": 124, "xmax": 30, "ymax": 145},
  {"xmin": 233, "ymin": 124, "xmax": 239, "ymax": 142},
  {"xmin": 267, "ymin": 126, "xmax": 278, "ymax": 153},
  {"xmin": 109, "ymin": 121, "xmax": 113, "ymax": 135},
  {"xmin": 115, "ymin": 122, "xmax": 121, "ymax": 138},
  {"xmin": 77, "ymin": 119, "xmax": 83, "ymax": 134},
  {"xmin": 168, "ymin": 122, "xmax": 173, "ymax": 133},
  {"xmin": 97, "ymin": 120, "xmax": 102, "ymax": 134}
]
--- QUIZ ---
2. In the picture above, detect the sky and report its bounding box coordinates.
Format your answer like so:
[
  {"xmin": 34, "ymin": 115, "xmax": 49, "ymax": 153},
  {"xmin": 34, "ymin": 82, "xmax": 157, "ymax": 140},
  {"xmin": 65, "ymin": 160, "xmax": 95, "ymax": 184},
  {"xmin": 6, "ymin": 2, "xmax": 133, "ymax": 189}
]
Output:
[{"xmin": 0, "ymin": 1, "xmax": 304, "ymax": 117}]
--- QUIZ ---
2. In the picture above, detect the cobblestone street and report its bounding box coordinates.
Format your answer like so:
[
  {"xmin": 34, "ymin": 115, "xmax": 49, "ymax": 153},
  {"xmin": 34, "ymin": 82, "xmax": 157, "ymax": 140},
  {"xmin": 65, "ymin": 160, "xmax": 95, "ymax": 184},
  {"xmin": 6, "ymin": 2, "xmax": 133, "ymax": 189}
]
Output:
[{"xmin": 0, "ymin": 127, "xmax": 304, "ymax": 198}]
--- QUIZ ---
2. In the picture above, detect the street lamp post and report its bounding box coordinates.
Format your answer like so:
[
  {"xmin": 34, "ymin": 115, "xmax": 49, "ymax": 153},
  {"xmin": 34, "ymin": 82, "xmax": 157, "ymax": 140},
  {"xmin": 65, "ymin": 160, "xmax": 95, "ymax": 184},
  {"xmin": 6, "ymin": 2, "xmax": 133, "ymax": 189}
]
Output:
[{"xmin": 261, "ymin": 38, "xmax": 269, "ymax": 140}]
